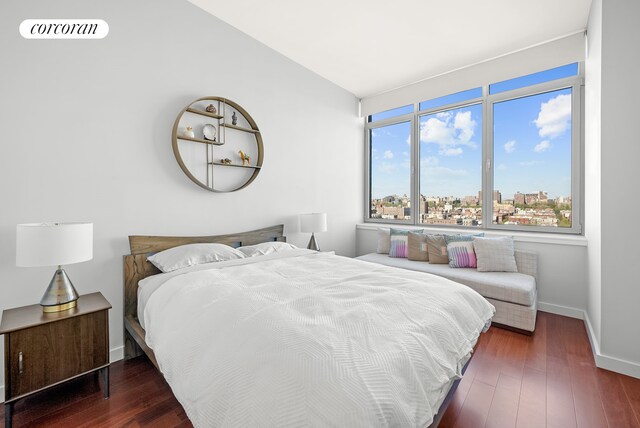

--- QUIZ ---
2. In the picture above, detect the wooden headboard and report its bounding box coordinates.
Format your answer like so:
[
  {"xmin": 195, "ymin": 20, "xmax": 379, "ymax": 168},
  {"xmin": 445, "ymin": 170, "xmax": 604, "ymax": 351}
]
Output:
[
  {"xmin": 123, "ymin": 224, "xmax": 285, "ymax": 320},
  {"xmin": 122, "ymin": 224, "xmax": 285, "ymax": 367}
]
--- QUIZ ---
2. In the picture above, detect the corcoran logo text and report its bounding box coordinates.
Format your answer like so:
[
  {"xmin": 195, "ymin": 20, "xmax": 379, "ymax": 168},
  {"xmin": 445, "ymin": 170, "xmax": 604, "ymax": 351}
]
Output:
[{"xmin": 19, "ymin": 19, "xmax": 109, "ymax": 39}]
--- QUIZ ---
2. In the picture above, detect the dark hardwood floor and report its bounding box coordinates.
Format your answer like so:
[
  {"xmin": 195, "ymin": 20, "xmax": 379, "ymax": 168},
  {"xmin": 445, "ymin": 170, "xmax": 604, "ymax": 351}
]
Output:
[{"xmin": 2, "ymin": 312, "xmax": 640, "ymax": 427}]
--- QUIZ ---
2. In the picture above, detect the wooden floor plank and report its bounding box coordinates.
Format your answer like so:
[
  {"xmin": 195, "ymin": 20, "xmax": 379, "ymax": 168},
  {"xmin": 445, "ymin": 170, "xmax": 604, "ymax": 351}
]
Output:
[
  {"xmin": 484, "ymin": 373, "xmax": 522, "ymax": 428},
  {"xmin": 524, "ymin": 312, "xmax": 547, "ymax": 372},
  {"xmin": 453, "ymin": 380, "xmax": 495, "ymax": 428},
  {"xmin": 515, "ymin": 366, "xmax": 547, "ymax": 428},
  {"xmin": 620, "ymin": 375, "xmax": 640, "ymax": 425},
  {"xmin": 1, "ymin": 312, "xmax": 639, "ymax": 428},
  {"xmin": 596, "ymin": 368, "xmax": 640, "ymax": 428},
  {"xmin": 570, "ymin": 364, "xmax": 609, "ymax": 428},
  {"xmin": 546, "ymin": 355, "xmax": 577, "ymax": 428}
]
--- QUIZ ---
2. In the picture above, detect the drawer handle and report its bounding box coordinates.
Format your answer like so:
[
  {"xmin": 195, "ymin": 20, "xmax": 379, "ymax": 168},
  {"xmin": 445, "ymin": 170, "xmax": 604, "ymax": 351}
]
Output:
[{"xmin": 19, "ymin": 351, "xmax": 23, "ymax": 374}]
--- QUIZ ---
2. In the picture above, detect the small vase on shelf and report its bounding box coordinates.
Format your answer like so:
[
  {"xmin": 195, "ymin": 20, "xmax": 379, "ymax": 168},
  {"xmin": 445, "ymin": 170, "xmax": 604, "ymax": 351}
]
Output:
[{"xmin": 181, "ymin": 126, "xmax": 195, "ymax": 139}]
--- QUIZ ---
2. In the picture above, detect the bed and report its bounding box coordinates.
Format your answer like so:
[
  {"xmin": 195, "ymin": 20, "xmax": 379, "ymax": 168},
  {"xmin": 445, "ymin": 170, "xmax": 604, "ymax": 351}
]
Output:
[{"xmin": 123, "ymin": 225, "xmax": 495, "ymax": 427}]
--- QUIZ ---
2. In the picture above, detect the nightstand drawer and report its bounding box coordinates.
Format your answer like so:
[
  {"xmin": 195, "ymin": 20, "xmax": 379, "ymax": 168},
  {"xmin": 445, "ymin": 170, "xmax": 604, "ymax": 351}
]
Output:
[{"xmin": 8, "ymin": 310, "xmax": 108, "ymax": 399}]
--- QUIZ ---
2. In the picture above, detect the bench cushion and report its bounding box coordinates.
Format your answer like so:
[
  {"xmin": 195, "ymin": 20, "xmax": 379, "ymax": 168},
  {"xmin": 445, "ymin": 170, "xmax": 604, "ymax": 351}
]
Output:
[{"xmin": 356, "ymin": 253, "xmax": 536, "ymax": 307}]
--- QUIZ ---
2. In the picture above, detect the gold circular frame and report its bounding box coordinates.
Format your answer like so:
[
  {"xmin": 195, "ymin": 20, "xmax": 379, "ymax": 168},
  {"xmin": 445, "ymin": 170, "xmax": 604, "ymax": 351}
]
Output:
[{"xmin": 172, "ymin": 96, "xmax": 263, "ymax": 192}]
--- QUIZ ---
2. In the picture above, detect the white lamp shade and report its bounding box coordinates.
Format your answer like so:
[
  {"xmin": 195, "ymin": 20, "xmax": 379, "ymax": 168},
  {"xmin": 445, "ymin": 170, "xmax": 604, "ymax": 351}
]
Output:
[
  {"xmin": 16, "ymin": 222, "xmax": 93, "ymax": 267},
  {"xmin": 300, "ymin": 213, "xmax": 327, "ymax": 233}
]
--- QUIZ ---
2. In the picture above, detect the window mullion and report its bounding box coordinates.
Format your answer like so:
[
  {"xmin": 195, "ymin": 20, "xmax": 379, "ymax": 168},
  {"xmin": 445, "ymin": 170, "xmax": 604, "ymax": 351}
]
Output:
[
  {"xmin": 411, "ymin": 104, "xmax": 420, "ymax": 225},
  {"xmin": 483, "ymin": 85, "xmax": 492, "ymax": 228}
]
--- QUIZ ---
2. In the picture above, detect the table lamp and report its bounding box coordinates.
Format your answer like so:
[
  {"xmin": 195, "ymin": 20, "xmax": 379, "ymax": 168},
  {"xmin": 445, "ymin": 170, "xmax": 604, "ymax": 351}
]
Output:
[
  {"xmin": 300, "ymin": 213, "xmax": 327, "ymax": 251},
  {"xmin": 16, "ymin": 222, "xmax": 93, "ymax": 313}
]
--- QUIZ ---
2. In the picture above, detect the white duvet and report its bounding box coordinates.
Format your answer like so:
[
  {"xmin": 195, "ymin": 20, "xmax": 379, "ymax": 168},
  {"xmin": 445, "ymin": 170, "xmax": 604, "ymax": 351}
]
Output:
[{"xmin": 140, "ymin": 250, "xmax": 495, "ymax": 428}]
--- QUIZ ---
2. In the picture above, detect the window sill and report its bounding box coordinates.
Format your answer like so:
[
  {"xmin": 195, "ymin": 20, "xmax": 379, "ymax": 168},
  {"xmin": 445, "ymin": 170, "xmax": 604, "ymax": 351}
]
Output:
[{"xmin": 356, "ymin": 223, "xmax": 588, "ymax": 247}]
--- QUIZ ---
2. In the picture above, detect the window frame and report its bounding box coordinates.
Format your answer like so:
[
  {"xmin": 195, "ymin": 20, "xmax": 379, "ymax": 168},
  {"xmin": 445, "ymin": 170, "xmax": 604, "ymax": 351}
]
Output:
[
  {"xmin": 416, "ymin": 97, "xmax": 484, "ymax": 227},
  {"xmin": 364, "ymin": 64, "xmax": 584, "ymax": 234},
  {"xmin": 365, "ymin": 112, "xmax": 416, "ymax": 225}
]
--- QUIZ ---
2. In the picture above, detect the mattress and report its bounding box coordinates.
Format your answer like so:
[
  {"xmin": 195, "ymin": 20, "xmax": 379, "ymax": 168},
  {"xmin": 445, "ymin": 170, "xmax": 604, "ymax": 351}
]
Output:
[{"xmin": 139, "ymin": 249, "xmax": 495, "ymax": 427}]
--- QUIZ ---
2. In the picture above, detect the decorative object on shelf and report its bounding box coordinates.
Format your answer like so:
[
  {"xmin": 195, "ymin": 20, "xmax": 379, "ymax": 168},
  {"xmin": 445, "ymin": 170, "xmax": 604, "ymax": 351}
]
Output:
[
  {"xmin": 181, "ymin": 126, "xmax": 195, "ymax": 139},
  {"xmin": 16, "ymin": 222, "xmax": 93, "ymax": 312},
  {"xmin": 238, "ymin": 150, "xmax": 251, "ymax": 166},
  {"xmin": 300, "ymin": 213, "xmax": 327, "ymax": 251},
  {"xmin": 172, "ymin": 96, "xmax": 263, "ymax": 193},
  {"xmin": 203, "ymin": 124, "xmax": 217, "ymax": 142},
  {"xmin": 205, "ymin": 104, "xmax": 217, "ymax": 114}
]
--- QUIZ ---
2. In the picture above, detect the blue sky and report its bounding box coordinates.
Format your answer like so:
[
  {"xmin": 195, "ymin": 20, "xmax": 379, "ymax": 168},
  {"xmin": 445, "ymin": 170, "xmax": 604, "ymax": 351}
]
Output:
[
  {"xmin": 371, "ymin": 88, "xmax": 573, "ymax": 201},
  {"xmin": 370, "ymin": 64, "xmax": 576, "ymax": 201}
]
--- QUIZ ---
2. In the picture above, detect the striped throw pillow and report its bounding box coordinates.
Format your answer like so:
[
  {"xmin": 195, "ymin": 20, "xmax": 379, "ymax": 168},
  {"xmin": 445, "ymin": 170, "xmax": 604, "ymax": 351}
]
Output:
[
  {"xmin": 444, "ymin": 233, "xmax": 484, "ymax": 268},
  {"xmin": 389, "ymin": 228, "xmax": 423, "ymax": 258}
]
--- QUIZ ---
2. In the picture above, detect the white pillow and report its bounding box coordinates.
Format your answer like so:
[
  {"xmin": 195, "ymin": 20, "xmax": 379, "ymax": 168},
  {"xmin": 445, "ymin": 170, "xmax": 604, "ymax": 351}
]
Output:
[
  {"xmin": 147, "ymin": 243, "xmax": 245, "ymax": 272},
  {"xmin": 376, "ymin": 228, "xmax": 390, "ymax": 254},
  {"xmin": 472, "ymin": 236, "xmax": 518, "ymax": 272},
  {"xmin": 237, "ymin": 241, "xmax": 298, "ymax": 257}
]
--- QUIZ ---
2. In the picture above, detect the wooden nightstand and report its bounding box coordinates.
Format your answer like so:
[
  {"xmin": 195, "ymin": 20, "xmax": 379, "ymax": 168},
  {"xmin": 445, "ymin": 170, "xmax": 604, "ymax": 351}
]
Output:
[{"xmin": 1, "ymin": 292, "xmax": 111, "ymax": 428}]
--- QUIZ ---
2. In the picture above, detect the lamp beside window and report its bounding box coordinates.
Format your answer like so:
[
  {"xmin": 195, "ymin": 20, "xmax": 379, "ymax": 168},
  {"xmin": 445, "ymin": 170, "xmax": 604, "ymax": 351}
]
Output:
[
  {"xmin": 16, "ymin": 222, "xmax": 93, "ymax": 313},
  {"xmin": 300, "ymin": 213, "xmax": 327, "ymax": 251}
]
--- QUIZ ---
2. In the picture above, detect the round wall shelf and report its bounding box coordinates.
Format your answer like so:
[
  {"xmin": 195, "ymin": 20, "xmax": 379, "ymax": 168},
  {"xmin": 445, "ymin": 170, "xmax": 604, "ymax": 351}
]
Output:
[{"xmin": 172, "ymin": 97, "xmax": 264, "ymax": 192}]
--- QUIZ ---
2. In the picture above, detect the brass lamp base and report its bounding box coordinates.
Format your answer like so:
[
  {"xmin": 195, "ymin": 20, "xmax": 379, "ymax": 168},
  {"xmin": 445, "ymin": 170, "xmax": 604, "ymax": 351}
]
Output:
[
  {"xmin": 40, "ymin": 267, "xmax": 79, "ymax": 313},
  {"xmin": 42, "ymin": 300, "xmax": 77, "ymax": 313}
]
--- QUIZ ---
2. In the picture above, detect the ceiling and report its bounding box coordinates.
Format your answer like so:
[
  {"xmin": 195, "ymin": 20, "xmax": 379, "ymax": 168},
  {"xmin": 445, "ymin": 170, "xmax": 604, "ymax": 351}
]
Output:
[{"xmin": 188, "ymin": 0, "xmax": 592, "ymax": 99}]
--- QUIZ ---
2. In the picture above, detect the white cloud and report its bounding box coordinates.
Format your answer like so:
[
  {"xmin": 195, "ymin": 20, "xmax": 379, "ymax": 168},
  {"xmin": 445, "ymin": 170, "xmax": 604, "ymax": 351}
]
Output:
[
  {"xmin": 383, "ymin": 150, "xmax": 394, "ymax": 159},
  {"xmin": 534, "ymin": 140, "xmax": 551, "ymax": 153},
  {"xmin": 406, "ymin": 136, "xmax": 411, "ymax": 146},
  {"xmin": 402, "ymin": 151, "xmax": 409, "ymax": 157},
  {"xmin": 379, "ymin": 162, "xmax": 397, "ymax": 173},
  {"xmin": 497, "ymin": 163, "xmax": 508, "ymax": 171},
  {"xmin": 420, "ymin": 156, "xmax": 467, "ymax": 178},
  {"xmin": 504, "ymin": 140, "xmax": 516, "ymax": 153},
  {"xmin": 519, "ymin": 160, "xmax": 544, "ymax": 166},
  {"xmin": 420, "ymin": 110, "xmax": 477, "ymax": 151},
  {"xmin": 423, "ymin": 166, "xmax": 469, "ymax": 178},
  {"xmin": 454, "ymin": 111, "xmax": 475, "ymax": 143},
  {"xmin": 440, "ymin": 147, "xmax": 463, "ymax": 156},
  {"xmin": 534, "ymin": 93, "xmax": 571, "ymax": 139},
  {"xmin": 421, "ymin": 156, "xmax": 439, "ymax": 167}
]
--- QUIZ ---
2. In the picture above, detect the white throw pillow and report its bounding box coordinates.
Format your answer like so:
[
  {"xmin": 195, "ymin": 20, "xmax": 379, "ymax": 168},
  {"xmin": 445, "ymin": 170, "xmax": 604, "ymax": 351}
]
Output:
[
  {"xmin": 472, "ymin": 236, "xmax": 518, "ymax": 272},
  {"xmin": 147, "ymin": 243, "xmax": 245, "ymax": 272},
  {"xmin": 237, "ymin": 242, "xmax": 298, "ymax": 257},
  {"xmin": 377, "ymin": 228, "xmax": 390, "ymax": 254}
]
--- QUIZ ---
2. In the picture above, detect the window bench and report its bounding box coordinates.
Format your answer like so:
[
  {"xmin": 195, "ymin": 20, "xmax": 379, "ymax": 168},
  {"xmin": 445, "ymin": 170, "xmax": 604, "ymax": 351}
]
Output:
[{"xmin": 355, "ymin": 250, "xmax": 538, "ymax": 334}]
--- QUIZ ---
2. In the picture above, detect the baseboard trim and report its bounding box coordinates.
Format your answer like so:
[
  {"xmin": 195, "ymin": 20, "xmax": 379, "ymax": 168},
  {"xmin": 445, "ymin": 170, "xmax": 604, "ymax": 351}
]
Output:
[
  {"xmin": 584, "ymin": 313, "xmax": 640, "ymax": 379},
  {"xmin": 110, "ymin": 345, "xmax": 124, "ymax": 363},
  {"xmin": 537, "ymin": 301, "xmax": 585, "ymax": 319},
  {"xmin": 0, "ymin": 345, "xmax": 126, "ymax": 404}
]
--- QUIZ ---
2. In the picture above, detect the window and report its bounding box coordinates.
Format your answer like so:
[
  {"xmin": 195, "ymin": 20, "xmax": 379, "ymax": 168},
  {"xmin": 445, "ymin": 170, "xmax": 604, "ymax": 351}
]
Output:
[
  {"xmin": 365, "ymin": 63, "xmax": 582, "ymax": 234},
  {"xmin": 419, "ymin": 104, "xmax": 482, "ymax": 226},
  {"xmin": 369, "ymin": 121, "xmax": 412, "ymax": 221},
  {"xmin": 492, "ymin": 88, "xmax": 574, "ymax": 229},
  {"xmin": 419, "ymin": 87, "xmax": 482, "ymax": 111},
  {"xmin": 489, "ymin": 63, "xmax": 578, "ymax": 94},
  {"xmin": 368, "ymin": 104, "xmax": 413, "ymax": 122}
]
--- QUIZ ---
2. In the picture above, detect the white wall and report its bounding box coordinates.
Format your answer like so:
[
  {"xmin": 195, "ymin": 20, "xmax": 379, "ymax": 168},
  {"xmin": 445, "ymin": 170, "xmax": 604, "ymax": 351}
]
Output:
[
  {"xmin": 585, "ymin": 0, "xmax": 602, "ymax": 348},
  {"xmin": 356, "ymin": 225, "xmax": 588, "ymax": 317},
  {"xmin": 0, "ymin": 0, "xmax": 362, "ymax": 397},
  {"xmin": 584, "ymin": 0, "xmax": 640, "ymax": 378},
  {"xmin": 361, "ymin": 33, "xmax": 585, "ymax": 117},
  {"xmin": 598, "ymin": 0, "xmax": 640, "ymax": 372}
]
